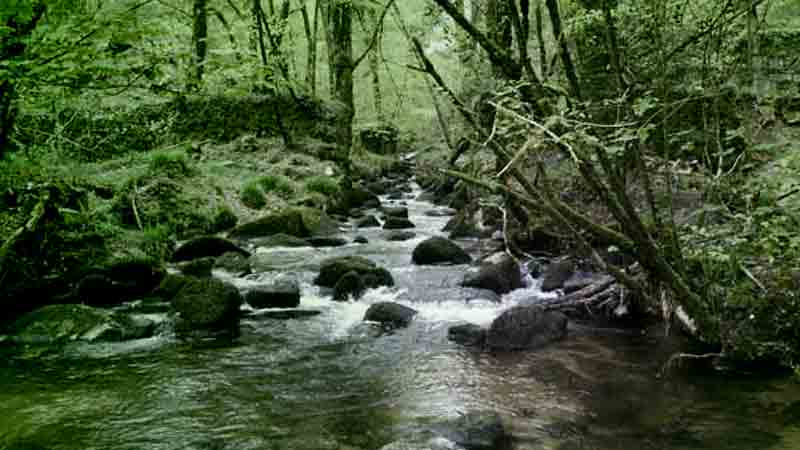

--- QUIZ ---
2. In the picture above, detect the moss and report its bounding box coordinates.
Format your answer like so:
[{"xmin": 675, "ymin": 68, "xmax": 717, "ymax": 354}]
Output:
[
  {"xmin": 257, "ymin": 174, "xmax": 295, "ymax": 197},
  {"xmin": 148, "ymin": 149, "xmax": 193, "ymax": 178},
  {"xmin": 211, "ymin": 207, "xmax": 238, "ymax": 232}
]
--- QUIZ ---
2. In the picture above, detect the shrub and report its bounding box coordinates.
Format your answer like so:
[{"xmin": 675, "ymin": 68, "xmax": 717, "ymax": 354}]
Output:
[
  {"xmin": 257, "ymin": 174, "xmax": 295, "ymax": 197},
  {"xmin": 148, "ymin": 150, "xmax": 192, "ymax": 178},
  {"xmin": 305, "ymin": 176, "xmax": 340, "ymax": 196},
  {"xmin": 240, "ymin": 181, "xmax": 266, "ymax": 209},
  {"xmin": 211, "ymin": 207, "xmax": 238, "ymax": 232}
]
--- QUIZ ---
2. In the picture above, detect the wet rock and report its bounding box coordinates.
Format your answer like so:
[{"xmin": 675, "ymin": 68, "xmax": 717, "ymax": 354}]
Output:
[
  {"xmin": 333, "ymin": 271, "xmax": 365, "ymax": 301},
  {"xmin": 152, "ymin": 273, "xmax": 191, "ymax": 301},
  {"xmin": 354, "ymin": 235, "xmax": 369, "ymax": 244},
  {"xmin": 364, "ymin": 302, "xmax": 418, "ymax": 329},
  {"xmin": 387, "ymin": 192, "xmax": 404, "ymax": 200},
  {"xmin": 8, "ymin": 304, "xmax": 156, "ymax": 345},
  {"xmin": 356, "ymin": 215, "xmax": 381, "ymax": 228},
  {"xmin": 359, "ymin": 123, "xmax": 399, "ymax": 154},
  {"xmin": 540, "ymin": 259, "xmax": 575, "ymax": 292},
  {"xmin": 431, "ymin": 411, "xmax": 512, "ymax": 450},
  {"xmin": 386, "ymin": 230, "xmax": 417, "ymax": 241},
  {"xmin": 251, "ymin": 233, "xmax": 309, "ymax": 247},
  {"xmin": 245, "ymin": 309, "xmax": 321, "ymax": 320},
  {"xmin": 244, "ymin": 280, "xmax": 301, "ymax": 308},
  {"xmin": 314, "ymin": 256, "xmax": 395, "ymax": 288},
  {"xmin": 383, "ymin": 217, "xmax": 415, "ymax": 230},
  {"xmin": 178, "ymin": 256, "xmax": 215, "ymax": 278},
  {"xmin": 461, "ymin": 254, "xmax": 523, "ymax": 295},
  {"xmin": 172, "ymin": 236, "xmax": 250, "ymax": 262},
  {"xmin": 425, "ymin": 208, "xmax": 457, "ymax": 217},
  {"xmin": 172, "ymin": 278, "xmax": 243, "ymax": 332},
  {"xmin": 412, "ymin": 237, "xmax": 471, "ymax": 265},
  {"xmin": 416, "ymin": 191, "xmax": 437, "ymax": 203},
  {"xmin": 76, "ymin": 259, "xmax": 167, "ymax": 307},
  {"xmin": 448, "ymin": 323, "xmax": 486, "ymax": 347},
  {"xmin": 214, "ymin": 251, "xmax": 252, "ymax": 276},
  {"xmin": 381, "ymin": 206, "xmax": 409, "ymax": 219},
  {"xmin": 444, "ymin": 210, "xmax": 483, "ymax": 239},
  {"xmin": 75, "ymin": 273, "xmax": 126, "ymax": 307},
  {"xmin": 487, "ymin": 306, "xmax": 567, "ymax": 351},
  {"xmin": 229, "ymin": 207, "xmax": 338, "ymax": 239},
  {"xmin": 308, "ymin": 236, "xmax": 348, "ymax": 247},
  {"xmin": 366, "ymin": 179, "xmax": 392, "ymax": 195}
]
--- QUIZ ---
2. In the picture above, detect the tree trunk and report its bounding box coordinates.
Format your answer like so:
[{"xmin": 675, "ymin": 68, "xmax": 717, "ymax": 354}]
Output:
[
  {"xmin": 601, "ymin": 0, "xmax": 625, "ymax": 92},
  {"xmin": 364, "ymin": 8, "xmax": 384, "ymax": 122},
  {"xmin": 320, "ymin": 1, "xmax": 336, "ymax": 95},
  {"xmin": 0, "ymin": 81, "xmax": 15, "ymax": 159},
  {"xmin": 535, "ymin": 1, "xmax": 547, "ymax": 77},
  {"xmin": 545, "ymin": 0, "xmax": 581, "ymax": 99},
  {"xmin": 486, "ymin": 0, "xmax": 513, "ymax": 78},
  {"xmin": 306, "ymin": 0, "xmax": 320, "ymax": 95},
  {"xmin": 330, "ymin": 2, "xmax": 354, "ymax": 183},
  {"xmin": 190, "ymin": 0, "xmax": 208, "ymax": 91}
]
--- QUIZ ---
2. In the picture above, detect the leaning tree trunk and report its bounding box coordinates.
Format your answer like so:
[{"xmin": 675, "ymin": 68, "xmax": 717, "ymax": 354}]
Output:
[
  {"xmin": 330, "ymin": 1, "xmax": 355, "ymax": 184},
  {"xmin": 190, "ymin": 0, "xmax": 208, "ymax": 91},
  {"xmin": 0, "ymin": 81, "xmax": 15, "ymax": 159}
]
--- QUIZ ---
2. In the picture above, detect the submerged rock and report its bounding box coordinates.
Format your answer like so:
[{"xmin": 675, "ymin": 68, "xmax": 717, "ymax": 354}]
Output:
[
  {"xmin": 487, "ymin": 306, "xmax": 567, "ymax": 351},
  {"xmin": 381, "ymin": 206, "xmax": 409, "ymax": 219},
  {"xmin": 354, "ymin": 235, "xmax": 369, "ymax": 244},
  {"xmin": 328, "ymin": 187, "xmax": 381, "ymax": 214},
  {"xmin": 333, "ymin": 271, "xmax": 366, "ymax": 301},
  {"xmin": 245, "ymin": 280, "xmax": 301, "ymax": 308},
  {"xmin": 364, "ymin": 302, "xmax": 418, "ymax": 329},
  {"xmin": 8, "ymin": 304, "xmax": 156, "ymax": 345},
  {"xmin": 172, "ymin": 278, "xmax": 242, "ymax": 332},
  {"xmin": 461, "ymin": 254, "xmax": 523, "ymax": 295},
  {"xmin": 245, "ymin": 309, "xmax": 321, "ymax": 320},
  {"xmin": 386, "ymin": 230, "xmax": 417, "ymax": 241},
  {"xmin": 308, "ymin": 236, "xmax": 348, "ymax": 247},
  {"xmin": 448, "ymin": 323, "xmax": 486, "ymax": 347},
  {"xmin": 383, "ymin": 217, "xmax": 415, "ymax": 230},
  {"xmin": 431, "ymin": 411, "xmax": 512, "ymax": 450},
  {"xmin": 172, "ymin": 236, "xmax": 250, "ymax": 262},
  {"xmin": 412, "ymin": 237, "xmax": 471, "ymax": 265}
]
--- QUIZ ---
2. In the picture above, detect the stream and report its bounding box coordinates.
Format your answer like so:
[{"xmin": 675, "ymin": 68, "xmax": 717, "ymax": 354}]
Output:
[{"xmin": 2, "ymin": 184, "xmax": 800, "ymax": 450}]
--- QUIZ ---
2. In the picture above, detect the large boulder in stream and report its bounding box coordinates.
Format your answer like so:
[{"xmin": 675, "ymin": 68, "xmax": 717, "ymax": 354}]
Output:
[
  {"xmin": 356, "ymin": 215, "xmax": 381, "ymax": 228},
  {"xmin": 430, "ymin": 411, "xmax": 512, "ymax": 450},
  {"xmin": 448, "ymin": 323, "xmax": 487, "ymax": 347},
  {"xmin": 245, "ymin": 280, "xmax": 301, "ymax": 308},
  {"xmin": 381, "ymin": 206, "xmax": 409, "ymax": 219},
  {"xmin": 461, "ymin": 253, "xmax": 523, "ymax": 295},
  {"xmin": 364, "ymin": 302, "xmax": 418, "ymax": 329},
  {"xmin": 314, "ymin": 256, "xmax": 394, "ymax": 289},
  {"xmin": 412, "ymin": 237, "xmax": 471, "ymax": 265},
  {"xmin": 540, "ymin": 259, "xmax": 575, "ymax": 292},
  {"xmin": 383, "ymin": 216, "xmax": 415, "ymax": 230},
  {"xmin": 487, "ymin": 306, "xmax": 567, "ymax": 351},
  {"xmin": 172, "ymin": 236, "xmax": 250, "ymax": 262},
  {"xmin": 7, "ymin": 304, "xmax": 156, "ymax": 345},
  {"xmin": 172, "ymin": 277, "xmax": 243, "ymax": 332},
  {"xmin": 74, "ymin": 258, "xmax": 166, "ymax": 307},
  {"xmin": 327, "ymin": 187, "xmax": 381, "ymax": 215},
  {"xmin": 228, "ymin": 207, "xmax": 339, "ymax": 239}
]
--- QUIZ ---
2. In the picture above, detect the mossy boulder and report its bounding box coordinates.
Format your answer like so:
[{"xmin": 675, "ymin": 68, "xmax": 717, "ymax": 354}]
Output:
[
  {"xmin": 383, "ymin": 217, "xmax": 415, "ymax": 230},
  {"xmin": 363, "ymin": 302, "xmax": 417, "ymax": 330},
  {"xmin": 172, "ymin": 236, "xmax": 250, "ymax": 262},
  {"xmin": 245, "ymin": 280, "xmax": 301, "ymax": 308},
  {"xmin": 487, "ymin": 306, "xmax": 567, "ymax": 351},
  {"xmin": 462, "ymin": 254, "xmax": 523, "ymax": 295},
  {"xmin": 412, "ymin": 237, "xmax": 471, "ymax": 265},
  {"xmin": 358, "ymin": 123, "xmax": 399, "ymax": 155},
  {"xmin": 75, "ymin": 258, "xmax": 166, "ymax": 306},
  {"xmin": 8, "ymin": 304, "xmax": 155, "ymax": 345},
  {"xmin": 540, "ymin": 259, "xmax": 575, "ymax": 292},
  {"xmin": 356, "ymin": 215, "xmax": 381, "ymax": 228},
  {"xmin": 172, "ymin": 277, "xmax": 243, "ymax": 332},
  {"xmin": 380, "ymin": 206, "xmax": 409, "ymax": 219},
  {"xmin": 229, "ymin": 207, "xmax": 339, "ymax": 240},
  {"xmin": 251, "ymin": 233, "xmax": 310, "ymax": 248},
  {"xmin": 178, "ymin": 256, "xmax": 215, "ymax": 278},
  {"xmin": 214, "ymin": 251, "xmax": 252, "ymax": 276},
  {"xmin": 327, "ymin": 188, "xmax": 381, "ymax": 215},
  {"xmin": 314, "ymin": 256, "xmax": 395, "ymax": 291},
  {"xmin": 333, "ymin": 271, "xmax": 366, "ymax": 301},
  {"xmin": 386, "ymin": 231, "xmax": 416, "ymax": 241}
]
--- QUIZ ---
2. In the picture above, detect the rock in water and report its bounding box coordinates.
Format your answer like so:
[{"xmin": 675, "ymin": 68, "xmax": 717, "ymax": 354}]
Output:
[
  {"xmin": 431, "ymin": 411, "xmax": 512, "ymax": 450},
  {"xmin": 461, "ymin": 254, "xmax": 523, "ymax": 295},
  {"xmin": 314, "ymin": 256, "xmax": 394, "ymax": 288},
  {"xmin": 356, "ymin": 215, "xmax": 381, "ymax": 228},
  {"xmin": 245, "ymin": 280, "xmax": 301, "ymax": 308},
  {"xmin": 487, "ymin": 306, "xmax": 567, "ymax": 351},
  {"xmin": 412, "ymin": 237, "xmax": 471, "ymax": 265},
  {"xmin": 386, "ymin": 230, "xmax": 417, "ymax": 241},
  {"xmin": 172, "ymin": 278, "xmax": 242, "ymax": 332},
  {"xmin": 383, "ymin": 217, "xmax": 415, "ymax": 230},
  {"xmin": 214, "ymin": 251, "xmax": 252, "ymax": 276},
  {"xmin": 380, "ymin": 206, "xmax": 409, "ymax": 219},
  {"xmin": 178, "ymin": 256, "xmax": 215, "ymax": 278},
  {"xmin": 307, "ymin": 236, "xmax": 348, "ymax": 247},
  {"xmin": 448, "ymin": 323, "xmax": 486, "ymax": 347},
  {"xmin": 229, "ymin": 207, "xmax": 338, "ymax": 239},
  {"xmin": 364, "ymin": 302, "xmax": 418, "ymax": 329},
  {"xmin": 333, "ymin": 271, "xmax": 366, "ymax": 301},
  {"xmin": 172, "ymin": 236, "xmax": 250, "ymax": 262},
  {"xmin": 540, "ymin": 259, "xmax": 575, "ymax": 292}
]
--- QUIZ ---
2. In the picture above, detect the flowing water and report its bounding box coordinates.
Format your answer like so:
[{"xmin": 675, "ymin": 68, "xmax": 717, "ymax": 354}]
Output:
[{"xmin": 2, "ymin": 185, "xmax": 800, "ymax": 450}]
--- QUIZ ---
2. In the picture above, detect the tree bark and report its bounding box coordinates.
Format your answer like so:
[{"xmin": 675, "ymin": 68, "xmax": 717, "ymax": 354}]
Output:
[
  {"xmin": 330, "ymin": 1, "xmax": 354, "ymax": 183},
  {"xmin": 535, "ymin": 1, "xmax": 547, "ymax": 77},
  {"xmin": 363, "ymin": 8, "xmax": 384, "ymax": 121},
  {"xmin": 305, "ymin": 1, "xmax": 320, "ymax": 95},
  {"xmin": 545, "ymin": 0, "xmax": 581, "ymax": 99},
  {"xmin": 190, "ymin": 0, "xmax": 208, "ymax": 91},
  {"xmin": 0, "ymin": 81, "xmax": 15, "ymax": 159},
  {"xmin": 601, "ymin": 0, "xmax": 625, "ymax": 92}
]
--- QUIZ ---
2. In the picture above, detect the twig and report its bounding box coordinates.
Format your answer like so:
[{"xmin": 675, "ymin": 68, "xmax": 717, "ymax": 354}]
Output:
[
  {"xmin": 131, "ymin": 186, "xmax": 144, "ymax": 231},
  {"xmin": 353, "ymin": 0, "xmax": 396, "ymax": 69},
  {"xmin": 488, "ymin": 100, "xmax": 580, "ymax": 163},
  {"xmin": 739, "ymin": 262, "xmax": 766, "ymax": 292},
  {"xmin": 659, "ymin": 352, "xmax": 723, "ymax": 378}
]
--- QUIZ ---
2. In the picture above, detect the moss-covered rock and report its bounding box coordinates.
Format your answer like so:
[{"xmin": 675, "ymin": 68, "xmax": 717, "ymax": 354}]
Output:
[
  {"xmin": 327, "ymin": 188, "xmax": 381, "ymax": 215},
  {"xmin": 178, "ymin": 256, "xmax": 215, "ymax": 277},
  {"xmin": 214, "ymin": 251, "xmax": 252, "ymax": 276},
  {"xmin": 244, "ymin": 280, "xmax": 301, "ymax": 308},
  {"xmin": 314, "ymin": 256, "xmax": 395, "ymax": 289},
  {"xmin": 358, "ymin": 123, "xmax": 399, "ymax": 155},
  {"xmin": 172, "ymin": 277, "xmax": 243, "ymax": 332},
  {"xmin": 251, "ymin": 233, "xmax": 310, "ymax": 247},
  {"xmin": 228, "ymin": 207, "xmax": 338, "ymax": 239},
  {"xmin": 383, "ymin": 217, "xmax": 415, "ymax": 230},
  {"xmin": 172, "ymin": 236, "xmax": 250, "ymax": 262},
  {"xmin": 412, "ymin": 237, "xmax": 471, "ymax": 265}
]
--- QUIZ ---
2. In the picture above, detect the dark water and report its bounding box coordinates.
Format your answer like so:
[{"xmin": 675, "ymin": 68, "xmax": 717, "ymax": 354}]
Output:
[{"xmin": 2, "ymin": 186, "xmax": 799, "ymax": 450}]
